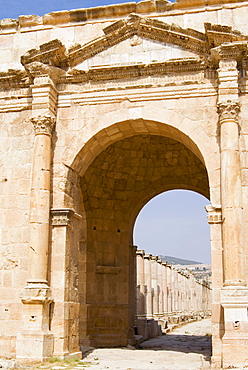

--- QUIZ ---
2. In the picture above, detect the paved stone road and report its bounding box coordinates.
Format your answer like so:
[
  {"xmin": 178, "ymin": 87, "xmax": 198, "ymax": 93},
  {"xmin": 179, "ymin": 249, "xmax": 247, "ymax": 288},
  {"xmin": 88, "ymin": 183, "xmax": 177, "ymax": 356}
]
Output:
[{"xmin": 77, "ymin": 319, "xmax": 212, "ymax": 370}]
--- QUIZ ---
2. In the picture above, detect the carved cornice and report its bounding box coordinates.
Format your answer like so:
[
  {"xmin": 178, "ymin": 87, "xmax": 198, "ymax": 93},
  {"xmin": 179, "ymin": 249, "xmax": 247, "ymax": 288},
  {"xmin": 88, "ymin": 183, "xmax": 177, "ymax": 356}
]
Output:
[
  {"xmin": 51, "ymin": 208, "xmax": 75, "ymax": 226},
  {"xmin": 21, "ymin": 39, "xmax": 68, "ymax": 68},
  {"xmin": 19, "ymin": 17, "xmax": 248, "ymax": 76},
  {"xmin": 205, "ymin": 23, "xmax": 247, "ymax": 49},
  {"xmin": 2, "ymin": 18, "xmax": 246, "ymax": 92},
  {"xmin": 217, "ymin": 100, "xmax": 240, "ymax": 124},
  {"xmin": 211, "ymin": 42, "xmax": 248, "ymax": 67},
  {"xmin": 64, "ymin": 57, "xmax": 206, "ymax": 84},
  {"xmin": 205, "ymin": 204, "xmax": 222, "ymax": 224},
  {"xmin": 0, "ymin": 69, "xmax": 29, "ymax": 89},
  {"xmin": 30, "ymin": 115, "xmax": 56, "ymax": 135}
]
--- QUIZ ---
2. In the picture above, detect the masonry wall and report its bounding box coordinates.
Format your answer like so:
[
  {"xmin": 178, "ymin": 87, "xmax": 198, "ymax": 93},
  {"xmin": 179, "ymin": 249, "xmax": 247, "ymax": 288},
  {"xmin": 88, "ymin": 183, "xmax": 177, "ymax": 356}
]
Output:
[{"xmin": 1, "ymin": 0, "xmax": 248, "ymax": 366}]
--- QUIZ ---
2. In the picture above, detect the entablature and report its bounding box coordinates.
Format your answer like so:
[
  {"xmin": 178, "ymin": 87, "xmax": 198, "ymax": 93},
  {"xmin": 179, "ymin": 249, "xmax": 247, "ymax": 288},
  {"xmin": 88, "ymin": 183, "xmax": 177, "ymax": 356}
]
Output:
[{"xmin": 0, "ymin": 15, "xmax": 248, "ymax": 109}]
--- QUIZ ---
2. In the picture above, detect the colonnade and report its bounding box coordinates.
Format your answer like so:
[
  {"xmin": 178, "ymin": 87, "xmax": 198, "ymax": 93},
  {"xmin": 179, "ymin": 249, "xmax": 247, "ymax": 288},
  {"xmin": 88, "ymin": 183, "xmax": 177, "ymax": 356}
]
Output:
[{"xmin": 136, "ymin": 250, "xmax": 211, "ymax": 339}]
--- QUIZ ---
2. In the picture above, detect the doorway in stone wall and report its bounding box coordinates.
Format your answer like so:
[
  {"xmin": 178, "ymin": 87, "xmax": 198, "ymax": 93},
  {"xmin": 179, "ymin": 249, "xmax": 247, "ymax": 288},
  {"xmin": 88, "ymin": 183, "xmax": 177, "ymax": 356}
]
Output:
[{"xmin": 74, "ymin": 120, "xmax": 210, "ymax": 350}]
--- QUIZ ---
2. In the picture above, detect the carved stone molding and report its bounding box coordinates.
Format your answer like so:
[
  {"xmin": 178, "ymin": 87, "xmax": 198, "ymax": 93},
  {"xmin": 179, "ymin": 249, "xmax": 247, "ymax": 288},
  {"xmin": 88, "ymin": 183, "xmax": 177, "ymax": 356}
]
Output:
[
  {"xmin": 217, "ymin": 100, "xmax": 240, "ymax": 124},
  {"xmin": 0, "ymin": 69, "xmax": 29, "ymax": 89},
  {"xmin": 21, "ymin": 39, "xmax": 67, "ymax": 68},
  {"xmin": 30, "ymin": 115, "xmax": 56, "ymax": 135},
  {"xmin": 21, "ymin": 282, "xmax": 52, "ymax": 304},
  {"xmin": 211, "ymin": 42, "xmax": 248, "ymax": 66},
  {"xmin": 51, "ymin": 208, "xmax": 75, "ymax": 226},
  {"xmin": 24, "ymin": 62, "xmax": 65, "ymax": 83},
  {"xmin": 68, "ymin": 14, "xmax": 207, "ymax": 67},
  {"xmin": 205, "ymin": 204, "xmax": 222, "ymax": 224}
]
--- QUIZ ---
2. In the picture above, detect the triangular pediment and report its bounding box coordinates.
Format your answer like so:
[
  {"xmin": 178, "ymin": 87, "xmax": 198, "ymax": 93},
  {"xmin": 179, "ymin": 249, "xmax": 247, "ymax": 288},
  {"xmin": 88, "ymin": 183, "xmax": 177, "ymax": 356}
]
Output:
[
  {"xmin": 20, "ymin": 15, "xmax": 248, "ymax": 72},
  {"xmin": 76, "ymin": 36, "xmax": 199, "ymax": 71},
  {"xmin": 68, "ymin": 14, "xmax": 207, "ymax": 68}
]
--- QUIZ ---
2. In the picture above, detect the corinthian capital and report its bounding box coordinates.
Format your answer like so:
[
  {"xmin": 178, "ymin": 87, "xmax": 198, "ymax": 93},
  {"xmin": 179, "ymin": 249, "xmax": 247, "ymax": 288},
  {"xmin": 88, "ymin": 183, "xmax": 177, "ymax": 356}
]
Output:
[
  {"xmin": 30, "ymin": 114, "xmax": 55, "ymax": 135},
  {"xmin": 217, "ymin": 100, "xmax": 240, "ymax": 123}
]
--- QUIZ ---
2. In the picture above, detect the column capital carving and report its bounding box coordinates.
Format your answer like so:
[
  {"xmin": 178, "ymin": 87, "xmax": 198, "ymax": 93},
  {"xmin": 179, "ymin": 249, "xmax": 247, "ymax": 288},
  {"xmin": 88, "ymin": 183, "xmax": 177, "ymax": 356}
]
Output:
[
  {"xmin": 30, "ymin": 114, "xmax": 55, "ymax": 135},
  {"xmin": 144, "ymin": 253, "xmax": 152, "ymax": 260},
  {"xmin": 136, "ymin": 249, "xmax": 145, "ymax": 257},
  {"xmin": 205, "ymin": 204, "xmax": 222, "ymax": 224},
  {"xmin": 21, "ymin": 282, "xmax": 52, "ymax": 304},
  {"xmin": 51, "ymin": 208, "xmax": 75, "ymax": 226},
  {"xmin": 217, "ymin": 100, "xmax": 240, "ymax": 124},
  {"xmin": 25, "ymin": 61, "xmax": 65, "ymax": 84},
  {"xmin": 211, "ymin": 42, "xmax": 247, "ymax": 66}
]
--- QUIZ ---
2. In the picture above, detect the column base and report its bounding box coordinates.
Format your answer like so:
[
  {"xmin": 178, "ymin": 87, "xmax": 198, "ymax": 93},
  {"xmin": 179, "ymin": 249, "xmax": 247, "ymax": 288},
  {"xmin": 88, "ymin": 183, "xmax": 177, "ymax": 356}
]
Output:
[
  {"xmin": 16, "ymin": 332, "xmax": 54, "ymax": 362},
  {"xmin": 221, "ymin": 286, "xmax": 248, "ymax": 369},
  {"xmin": 136, "ymin": 316, "xmax": 148, "ymax": 339},
  {"xmin": 211, "ymin": 355, "xmax": 223, "ymax": 369},
  {"xmin": 17, "ymin": 281, "xmax": 54, "ymax": 362}
]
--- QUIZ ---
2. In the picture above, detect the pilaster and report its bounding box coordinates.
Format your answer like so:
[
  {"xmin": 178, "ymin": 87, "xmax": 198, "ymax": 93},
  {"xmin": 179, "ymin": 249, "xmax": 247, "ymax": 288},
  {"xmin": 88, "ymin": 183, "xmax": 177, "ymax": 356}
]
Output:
[
  {"xmin": 213, "ymin": 42, "xmax": 248, "ymax": 369},
  {"xmin": 50, "ymin": 208, "xmax": 81, "ymax": 357},
  {"xmin": 17, "ymin": 64, "xmax": 59, "ymax": 362}
]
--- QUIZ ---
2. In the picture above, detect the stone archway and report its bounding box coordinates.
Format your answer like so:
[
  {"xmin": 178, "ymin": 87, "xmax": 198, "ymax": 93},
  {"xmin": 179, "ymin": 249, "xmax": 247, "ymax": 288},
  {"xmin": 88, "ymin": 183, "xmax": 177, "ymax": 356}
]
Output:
[{"xmin": 66, "ymin": 120, "xmax": 210, "ymax": 348}]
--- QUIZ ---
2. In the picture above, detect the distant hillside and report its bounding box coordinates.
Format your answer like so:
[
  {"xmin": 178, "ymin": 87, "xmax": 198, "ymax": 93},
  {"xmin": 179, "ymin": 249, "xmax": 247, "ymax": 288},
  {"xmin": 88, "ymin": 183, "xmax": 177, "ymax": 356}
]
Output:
[{"xmin": 158, "ymin": 255, "xmax": 203, "ymax": 265}]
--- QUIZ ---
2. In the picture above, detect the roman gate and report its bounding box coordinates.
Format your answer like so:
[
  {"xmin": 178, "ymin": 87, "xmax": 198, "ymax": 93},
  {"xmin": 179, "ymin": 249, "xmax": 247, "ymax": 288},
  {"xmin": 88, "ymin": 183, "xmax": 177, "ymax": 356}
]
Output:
[{"xmin": 1, "ymin": 0, "xmax": 248, "ymax": 368}]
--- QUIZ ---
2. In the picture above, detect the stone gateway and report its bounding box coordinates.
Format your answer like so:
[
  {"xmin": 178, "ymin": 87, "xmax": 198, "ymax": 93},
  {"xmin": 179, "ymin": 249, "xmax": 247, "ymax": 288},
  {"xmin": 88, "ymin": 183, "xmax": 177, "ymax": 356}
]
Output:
[{"xmin": 1, "ymin": 0, "xmax": 248, "ymax": 368}]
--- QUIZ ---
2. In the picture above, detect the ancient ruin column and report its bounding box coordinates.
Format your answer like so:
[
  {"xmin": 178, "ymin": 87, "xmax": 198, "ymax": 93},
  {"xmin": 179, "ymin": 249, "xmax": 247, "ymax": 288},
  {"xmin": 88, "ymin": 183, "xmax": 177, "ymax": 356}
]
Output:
[
  {"xmin": 151, "ymin": 256, "xmax": 159, "ymax": 318},
  {"xmin": 136, "ymin": 250, "xmax": 148, "ymax": 338},
  {"xmin": 16, "ymin": 63, "xmax": 59, "ymax": 361},
  {"xmin": 16, "ymin": 115, "xmax": 55, "ymax": 361},
  {"xmin": 205, "ymin": 205, "xmax": 224, "ymax": 368},
  {"xmin": 218, "ymin": 100, "xmax": 245, "ymax": 286},
  {"xmin": 162, "ymin": 262, "xmax": 168, "ymax": 315},
  {"xmin": 213, "ymin": 43, "xmax": 247, "ymax": 286},
  {"xmin": 213, "ymin": 42, "xmax": 248, "ymax": 368},
  {"xmin": 157, "ymin": 259, "xmax": 163, "ymax": 316},
  {"xmin": 29, "ymin": 115, "xmax": 55, "ymax": 282},
  {"xmin": 144, "ymin": 254, "xmax": 152, "ymax": 318}
]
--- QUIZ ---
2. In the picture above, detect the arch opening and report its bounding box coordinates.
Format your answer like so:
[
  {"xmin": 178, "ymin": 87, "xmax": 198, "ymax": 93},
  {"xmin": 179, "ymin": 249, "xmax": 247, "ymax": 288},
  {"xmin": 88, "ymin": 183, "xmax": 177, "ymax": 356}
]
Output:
[
  {"xmin": 67, "ymin": 121, "xmax": 210, "ymax": 348},
  {"xmin": 134, "ymin": 190, "xmax": 211, "ymax": 264}
]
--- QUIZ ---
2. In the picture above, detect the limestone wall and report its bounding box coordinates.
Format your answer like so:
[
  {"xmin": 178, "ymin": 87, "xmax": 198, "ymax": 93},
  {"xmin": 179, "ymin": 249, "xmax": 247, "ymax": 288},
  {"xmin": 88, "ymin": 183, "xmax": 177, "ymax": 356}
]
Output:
[
  {"xmin": 1, "ymin": 0, "xmax": 248, "ymax": 366},
  {"xmin": 136, "ymin": 250, "xmax": 211, "ymax": 339}
]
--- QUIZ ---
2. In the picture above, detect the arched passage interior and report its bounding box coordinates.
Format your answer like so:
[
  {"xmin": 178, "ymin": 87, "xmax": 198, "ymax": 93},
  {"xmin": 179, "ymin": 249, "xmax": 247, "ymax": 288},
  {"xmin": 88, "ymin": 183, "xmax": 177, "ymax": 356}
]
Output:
[{"xmin": 68, "ymin": 120, "xmax": 210, "ymax": 348}]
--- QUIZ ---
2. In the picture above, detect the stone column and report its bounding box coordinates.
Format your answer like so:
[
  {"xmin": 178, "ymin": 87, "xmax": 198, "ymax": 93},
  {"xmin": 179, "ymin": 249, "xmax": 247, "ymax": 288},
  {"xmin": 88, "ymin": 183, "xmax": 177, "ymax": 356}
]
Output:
[
  {"xmin": 157, "ymin": 259, "xmax": 163, "ymax": 316},
  {"xmin": 144, "ymin": 254, "xmax": 152, "ymax": 318},
  {"xmin": 136, "ymin": 250, "xmax": 148, "ymax": 339},
  {"xmin": 16, "ymin": 62, "xmax": 60, "ymax": 362},
  {"xmin": 218, "ymin": 100, "xmax": 245, "ymax": 286},
  {"xmin": 162, "ymin": 262, "xmax": 168, "ymax": 315},
  {"xmin": 167, "ymin": 265, "xmax": 172, "ymax": 314},
  {"xmin": 205, "ymin": 204, "xmax": 224, "ymax": 368},
  {"xmin": 16, "ymin": 115, "xmax": 55, "ymax": 361},
  {"xmin": 151, "ymin": 256, "xmax": 159, "ymax": 318},
  {"xmin": 212, "ymin": 43, "xmax": 247, "ymax": 286},
  {"xmin": 213, "ymin": 42, "xmax": 248, "ymax": 368}
]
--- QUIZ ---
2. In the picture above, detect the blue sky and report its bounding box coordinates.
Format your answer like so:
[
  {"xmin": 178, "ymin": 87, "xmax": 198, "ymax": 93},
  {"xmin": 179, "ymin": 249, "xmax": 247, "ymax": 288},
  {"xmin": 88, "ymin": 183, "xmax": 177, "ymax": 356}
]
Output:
[
  {"xmin": 1, "ymin": 1, "xmax": 140, "ymax": 19},
  {"xmin": 134, "ymin": 190, "xmax": 210, "ymax": 264},
  {"xmin": 2, "ymin": 0, "xmax": 211, "ymax": 264}
]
